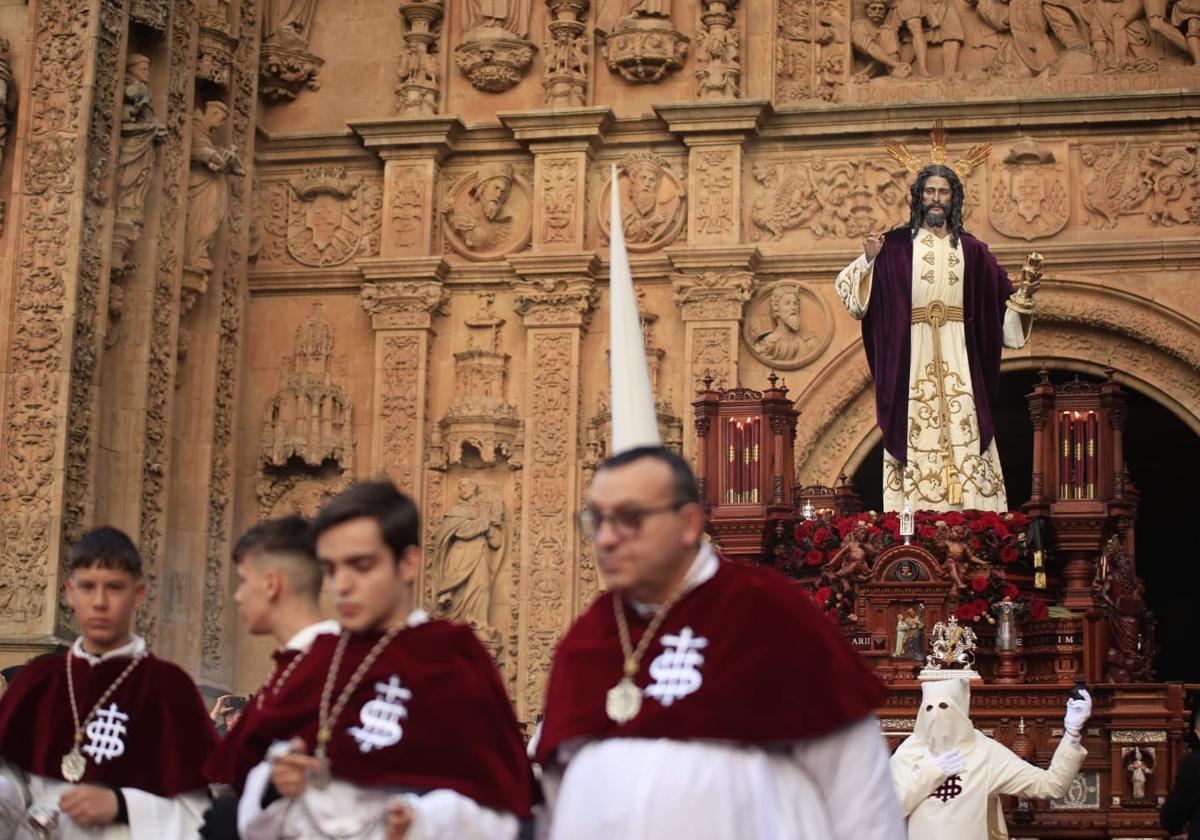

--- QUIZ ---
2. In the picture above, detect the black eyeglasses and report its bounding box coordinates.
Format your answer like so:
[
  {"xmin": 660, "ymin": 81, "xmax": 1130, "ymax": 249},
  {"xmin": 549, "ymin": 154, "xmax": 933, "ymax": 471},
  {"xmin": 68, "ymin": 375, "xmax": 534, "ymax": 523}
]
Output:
[{"xmin": 577, "ymin": 501, "xmax": 688, "ymax": 540}]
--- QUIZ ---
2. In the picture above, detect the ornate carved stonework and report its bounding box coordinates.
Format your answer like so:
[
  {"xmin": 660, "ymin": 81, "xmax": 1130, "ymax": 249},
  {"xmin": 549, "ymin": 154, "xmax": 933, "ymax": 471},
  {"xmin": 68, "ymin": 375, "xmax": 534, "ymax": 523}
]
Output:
[
  {"xmin": 696, "ymin": 0, "xmax": 740, "ymax": 97},
  {"xmin": 691, "ymin": 326, "xmax": 736, "ymax": 390},
  {"xmin": 361, "ymin": 279, "xmax": 450, "ymax": 330},
  {"xmin": 742, "ymin": 280, "xmax": 832, "ymax": 369},
  {"xmin": 257, "ymin": 473, "xmax": 351, "ymax": 518},
  {"xmin": 544, "ymin": 0, "xmax": 589, "ymax": 105},
  {"xmin": 184, "ymin": 100, "xmax": 245, "ymax": 314},
  {"xmin": 436, "ymin": 295, "xmax": 522, "ymax": 470},
  {"xmin": 513, "ymin": 276, "xmax": 596, "ymax": 327},
  {"xmin": 541, "ymin": 156, "xmax": 579, "ymax": 245},
  {"xmin": 1079, "ymin": 139, "xmax": 1199, "ymax": 229},
  {"xmin": 390, "ymin": 164, "xmax": 428, "ymax": 251},
  {"xmin": 131, "ymin": 0, "xmax": 169, "ymax": 30},
  {"xmin": 455, "ymin": 0, "xmax": 537, "ymax": 93},
  {"xmin": 750, "ymin": 154, "xmax": 980, "ymax": 243},
  {"xmin": 0, "ymin": 40, "xmax": 12, "ymax": 233},
  {"xmin": 261, "ymin": 305, "xmax": 354, "ymax": 470},
  {"xmin": 775, "ymin": 0, "xmax": 845, "ymax": 103},
  {"xmin": 443, "ymin": 164, "xmax": 532, "ymax": 260},
  {"xmin": 381, "ymin": 334, "xmax": 424, "ymax": 494},
  {"xmin": 260, "ymin": 0, "xmax": 323, "ymax": 101},
  {"xmin": 988, "ymin": 137, "xmax": 1070, "ymax": 241},
  {"xmin": 431, "ymin": 478, "xmax": 505, "ymax": 653},
  {"xmin": 396, "ymin": 0, "xmax": 444, "ymax": 115},
  {"xmin": 671, "ymin": 270, "xmax": 754, "ymax": 321},
  {"xmin": 601, "ymin": 0, "xmax": 689, "ymax": 83},
  {"xmin": 693, "ymin": 149, "xmax": 735, "ymax": 238},
  {"xmin": 287, "ymin": 166, "xmax": 364, "ymax": 267},
  {"xmin": 598, "ymin": 154, "xmax": 686, "ymax": 251},
  {"xmin": 197, "ymin": 12, "xmax": 238, "ymax": 87}
]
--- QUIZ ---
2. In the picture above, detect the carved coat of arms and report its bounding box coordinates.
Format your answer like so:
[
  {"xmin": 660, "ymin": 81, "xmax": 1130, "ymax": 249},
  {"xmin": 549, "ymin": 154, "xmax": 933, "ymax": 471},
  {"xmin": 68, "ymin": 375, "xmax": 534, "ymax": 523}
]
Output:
[
  {"xmin": 287, "ymin": 166, "xmax": 363, "ymax": 267},
  {"xmin": 989, "ymin": 138, "xmax": 1070, "ymax": 241}
]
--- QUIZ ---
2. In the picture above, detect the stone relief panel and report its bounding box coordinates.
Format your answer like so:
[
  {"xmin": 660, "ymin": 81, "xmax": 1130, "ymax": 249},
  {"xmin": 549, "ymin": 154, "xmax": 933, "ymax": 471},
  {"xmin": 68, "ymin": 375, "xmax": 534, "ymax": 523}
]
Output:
[
  {"xmin": 742, "ymin": 281, "xmax": 833, "ymax": 370},
  {"xmin": 780, "ymin": 0, "xmax": 1200, "ymax": 106},
  {"xmin": 1078, "ymin": 138, "xmax": 1199, "ymax": 229},
  {"xmin": 541, "ymin": 156, "xmax": 580, "ymax": 246},
  {"xmin": 456, "ymin": 0, "xmax": 538, "ymax": 92},
  {"xmin": 693, "ymin": 149, "xmax": 736, "ymax": 238},
  {"xmin": 692, "ymin": 326, "xmax": 737, "ymax": 389},
  {"xmin": 749, "ymin": 153, "xmax": 980, "ymax": 243},
  {"xmin": 255, "ymin": 169, "xmax": 382, "ymax": 268},
  {"xmin": 597, "ymin": 154, "xmax": 687, "ymax": 251},
  {"xmin": 987, "ymin": 136, "xmax": 1071, "ymax": 241},
  {"xmin": 381, "ymin": 334, "xmax": 423, "ymax": 493},
  {"xmin": 443, "ymin": 163, "xmax": 533, "ymax": 260},
  {"xmin": 390, "ymin": 164, "xmax": 427, "ymax": 252},
  {"xmin": 696, "ymin": 0, "xmax": 742, "ymax": 97}
]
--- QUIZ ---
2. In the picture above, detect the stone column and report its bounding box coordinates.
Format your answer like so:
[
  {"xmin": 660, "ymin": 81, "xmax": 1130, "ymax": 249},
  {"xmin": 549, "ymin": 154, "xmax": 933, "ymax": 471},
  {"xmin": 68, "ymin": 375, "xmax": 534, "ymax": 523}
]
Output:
[
  {"xmin": 509, "ymin": 254, "xmax": 597, "ymax": 723},
  {"xmin": 669, "ymin": 257, "xmax": 758, "ymax": 461},
  {"xmin": 654, "ymin": 101, "xmax": 771, "ymax": 247},
  {"xmin": 499, "ymin": 108, "xmax": 612, "ymax": 252},
  {"xmin": 0, "ymin": 0, "xmax": 127, "ymax": 656},
  {"xmin": 359, "ymin": 263, "xmax": 450, "ymax": 505}
]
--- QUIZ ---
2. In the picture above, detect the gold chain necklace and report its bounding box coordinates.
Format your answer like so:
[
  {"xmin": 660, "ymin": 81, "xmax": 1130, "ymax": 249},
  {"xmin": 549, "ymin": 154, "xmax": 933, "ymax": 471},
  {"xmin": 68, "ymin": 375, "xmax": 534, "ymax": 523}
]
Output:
[
  {"xmin": 312, "ymin": 626, "xmax": 405, "ymax": 789},
  {"xmin": 606, "ymin": 584, "xmax": 687, "ymax": 724},
  {"xmin": 62, "ymin": 648, "xmax": 146, "ymax": 783}
]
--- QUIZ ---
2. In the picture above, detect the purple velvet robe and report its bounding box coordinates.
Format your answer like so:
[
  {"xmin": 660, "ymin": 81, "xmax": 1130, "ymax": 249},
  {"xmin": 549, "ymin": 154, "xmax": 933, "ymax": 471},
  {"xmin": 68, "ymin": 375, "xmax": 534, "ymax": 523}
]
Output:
[{"xmin": 862, "ymin": 227, "xmax": 1015, "ymax": 466}]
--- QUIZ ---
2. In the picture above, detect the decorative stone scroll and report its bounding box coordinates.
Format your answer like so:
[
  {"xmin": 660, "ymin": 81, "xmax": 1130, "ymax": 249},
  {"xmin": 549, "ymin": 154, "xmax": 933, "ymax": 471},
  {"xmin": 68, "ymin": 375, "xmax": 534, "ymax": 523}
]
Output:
[{"xmin": 1079, "ymin": 139, "xmax": 1199, "ymax": 230}]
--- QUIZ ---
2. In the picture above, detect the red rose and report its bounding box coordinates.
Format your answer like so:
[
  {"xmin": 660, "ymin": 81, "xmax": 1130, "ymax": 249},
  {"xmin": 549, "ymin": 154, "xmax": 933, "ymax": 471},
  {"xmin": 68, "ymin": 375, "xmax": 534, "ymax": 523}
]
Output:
[
  {"xmin": 970, "ymin": 576, "xmax": 989, "ymax": 593},
  {"xmin": 969, "ymin": 536, "xmax": 982, "ymax": 552},
  {"xmin": 919, "ymin": 525, "xmax": 938, "ymax": 540},
  {"xmin": 815, "ymin": 586, "xmax": 832, "ymax": 605},
  {"xmin": 971, "ymin": 598, "xmax": 988, "ymax": 612},
  {"xmin": 812, "ymin": 527, "xmax": 833, "ymax": 545},
  {"xmin": 1000, "ymin": 545, "xmax": 1019, "ymax": 563},
  {"xmin": 944, "ymin": 511, "xmax": 965, "ymax": 527},
  {"xmin": 1002, "ymin": 584, "xmax": 1019, "ymax": 599},
  {"xmin": 993, "ymin": 522, "xmax": 1010, "ymax": 538},
  {"xmin": 969, "ymin": 519, "xmax": 987, "ymax": 532},
  {"xmin": 956, "ymin": 603, "xmax": 977, "ymax": 622},
  {"xmin": 1029, "ymin": 599, "xmax": 1049, "ymax": 620},
  {"xmin": 836, "ymin": 520, "xmax": 856, "ymax": 538},
  {"xmin": 806, "ymin": 549, "xmax": 824, "ymax": 566}
]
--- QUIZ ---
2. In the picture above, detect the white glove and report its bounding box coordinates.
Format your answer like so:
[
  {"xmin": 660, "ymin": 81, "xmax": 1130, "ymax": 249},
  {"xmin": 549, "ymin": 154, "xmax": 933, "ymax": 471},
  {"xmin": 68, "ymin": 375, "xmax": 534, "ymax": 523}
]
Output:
[
  {"xmin": 1064, "ymin": 688, "xmax": 1092, "ymax": 738},
  {"xmin": 924, "ymin": 747, "xmax": 966, "ymax": 776}
]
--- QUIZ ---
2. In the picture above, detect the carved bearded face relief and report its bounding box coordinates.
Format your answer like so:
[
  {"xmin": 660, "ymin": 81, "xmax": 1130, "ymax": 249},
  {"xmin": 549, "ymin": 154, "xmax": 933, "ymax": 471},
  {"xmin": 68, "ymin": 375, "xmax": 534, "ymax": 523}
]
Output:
[
  {"xmin": 627, "ymin": 165, "xmax": 663, "ymax": 216},
  {"xmin": 770, "ymin": 288, "xmax": 802, "ymax": 331},
  {"xmin": 477, "ymin": 176, "xmax": 513, "ymax": 220},
  {"xmin": 866, "ymin": 1, "xmax": 887, "ymax": 23}
]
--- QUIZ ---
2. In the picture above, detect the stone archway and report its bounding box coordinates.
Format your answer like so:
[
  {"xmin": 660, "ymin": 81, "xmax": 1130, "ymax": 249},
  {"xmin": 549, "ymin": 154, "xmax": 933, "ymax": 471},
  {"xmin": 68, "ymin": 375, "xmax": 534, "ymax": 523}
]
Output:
[{"xmin": 793, "ymin": 276, "xmax": 1200, "ymax": 487}]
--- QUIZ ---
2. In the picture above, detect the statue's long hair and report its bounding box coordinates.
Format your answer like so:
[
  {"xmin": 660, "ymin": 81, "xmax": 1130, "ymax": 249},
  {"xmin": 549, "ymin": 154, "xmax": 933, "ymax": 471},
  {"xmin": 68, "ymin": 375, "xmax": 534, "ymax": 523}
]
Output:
[{"xmin": 907, "ymin": 164, "xmax": 968, "ymax": 248}]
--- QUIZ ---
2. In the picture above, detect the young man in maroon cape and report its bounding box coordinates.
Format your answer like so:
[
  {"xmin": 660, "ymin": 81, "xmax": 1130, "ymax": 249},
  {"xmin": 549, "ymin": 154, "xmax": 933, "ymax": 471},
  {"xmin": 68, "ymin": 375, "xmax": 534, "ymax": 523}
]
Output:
[
  {"xmin": 233, "ymin": 480, "xmax": 535, "ymax": 840},
  {"xmin": 0, "ymin": 527, "xmax": 217, "ymax": 840},
  {"xmin": 534, "ymin": 447, "xmax": 905, "ymax": 839},
  {"xmin": 836, "ymin": 151, "xmax": 1038, "ymax": 513},
  {"xmin": 200, "ymin": 514, "xmax": 339, "ymax": 838}
]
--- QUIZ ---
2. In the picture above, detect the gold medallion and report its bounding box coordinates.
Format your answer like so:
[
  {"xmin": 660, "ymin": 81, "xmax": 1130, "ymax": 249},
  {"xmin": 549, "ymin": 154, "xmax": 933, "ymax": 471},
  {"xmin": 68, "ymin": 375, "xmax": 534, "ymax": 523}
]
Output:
[
  {"xmin": 60, "ymin": 746, "xmax": 86, "ymax": 783},
  {"xmin": 605, "ymin": 678, "xmax": 642, "ymax": 724}
]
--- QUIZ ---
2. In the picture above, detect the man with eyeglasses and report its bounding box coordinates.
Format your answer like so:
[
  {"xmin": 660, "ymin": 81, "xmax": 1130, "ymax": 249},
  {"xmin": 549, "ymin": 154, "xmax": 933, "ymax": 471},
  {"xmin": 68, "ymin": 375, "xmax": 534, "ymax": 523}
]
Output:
[{"xmin": 534, "ymin": 446, "xmax": 905, "ymax": 839}]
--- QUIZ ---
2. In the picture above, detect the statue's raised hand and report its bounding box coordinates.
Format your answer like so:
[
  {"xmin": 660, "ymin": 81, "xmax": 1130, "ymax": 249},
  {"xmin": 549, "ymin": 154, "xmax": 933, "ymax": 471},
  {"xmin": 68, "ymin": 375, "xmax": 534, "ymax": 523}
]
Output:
[{"xmin": 864, "ymin": 230, "xmax": 885, "ymax": 261}]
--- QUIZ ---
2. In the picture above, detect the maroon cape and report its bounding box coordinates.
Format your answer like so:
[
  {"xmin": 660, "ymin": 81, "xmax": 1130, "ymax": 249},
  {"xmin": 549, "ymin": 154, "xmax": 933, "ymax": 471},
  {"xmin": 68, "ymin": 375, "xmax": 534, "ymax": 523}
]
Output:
[
  {"xmin": 535, "ymin": 559, "xmax": 886, "ymax": 764},
  {"xmin": 207, "ymin": 620, "xmax": 534, "ymax": 819},
  {"xmin": 0, "ymin": 651, "xmax": 217, "ymax": 796},
  {"xmin": 863, "ymin": 228, "xmax": 1015, "ymax": 465}
]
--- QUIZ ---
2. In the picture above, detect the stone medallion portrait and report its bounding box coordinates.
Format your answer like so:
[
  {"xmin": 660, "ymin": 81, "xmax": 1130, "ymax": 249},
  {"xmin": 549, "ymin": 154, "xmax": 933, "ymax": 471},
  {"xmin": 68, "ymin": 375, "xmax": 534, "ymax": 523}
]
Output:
[
  {"xmin": 598, "ymin": 153, "xmax": 686, "ymax": 252},
  {"xmin": 742, "ymin": 281, "xmax": 832, "ymax": 370},
  {"xmin": 443, "ymin": 162, "xmax": 533, "ymax": 261}
]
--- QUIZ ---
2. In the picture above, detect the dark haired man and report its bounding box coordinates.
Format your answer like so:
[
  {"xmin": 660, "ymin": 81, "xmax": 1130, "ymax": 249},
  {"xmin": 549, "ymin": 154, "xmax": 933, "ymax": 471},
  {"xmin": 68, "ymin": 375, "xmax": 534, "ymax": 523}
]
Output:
[
  {"xmin": 0, "ymin": 526, "xmax": 217, "ymax": 839},
  {"xmin": 535, "ymin": 447, "xmax": 904, "ymax": 839},
  {"xmin": 232, "ymin": 480, "xmax": 534, "ymax": 839},
  {"xmin": 836, "ymin": 161, "xmax": 1035, "ymax": 513},
  {"xmin": 201, "ymin": 515, "xmax": 337, "ymax": 837}
]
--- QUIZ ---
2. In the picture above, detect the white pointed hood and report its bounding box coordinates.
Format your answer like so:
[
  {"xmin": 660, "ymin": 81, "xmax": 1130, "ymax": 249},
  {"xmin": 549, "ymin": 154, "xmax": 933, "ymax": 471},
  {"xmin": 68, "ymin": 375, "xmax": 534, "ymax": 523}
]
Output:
[{"xmin": 913, "ymin": 677, "xmax": 978, "ymax": 755}]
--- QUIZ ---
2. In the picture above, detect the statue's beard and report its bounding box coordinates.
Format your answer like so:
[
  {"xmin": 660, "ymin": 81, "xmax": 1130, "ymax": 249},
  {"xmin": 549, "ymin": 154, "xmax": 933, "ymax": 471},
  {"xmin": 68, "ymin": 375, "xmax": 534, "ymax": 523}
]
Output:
[
  {"xmin": 923, "ymin": 203, "xmax": 948, "ymax": 227},
  {"xmin": 630, "ymin": 186, "xmax": 658, "ymax": 216},
  {"xmin": 779, "ymin": 312, "xmax": 801, "ymax": 331}
]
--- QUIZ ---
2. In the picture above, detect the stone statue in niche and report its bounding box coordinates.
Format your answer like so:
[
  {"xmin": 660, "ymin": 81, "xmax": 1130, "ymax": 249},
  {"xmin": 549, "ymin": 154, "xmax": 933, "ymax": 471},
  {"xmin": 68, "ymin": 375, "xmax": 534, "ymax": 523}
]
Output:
[
  {"xmin": 183, "ymin": 100, "xmax": 244, "ymax": 312},
  {"xmin": 1095, "ymin": 535, "xmax": 1157, "ymax": 682},
  {"xmin": 432, "ymin": 479, "xmax": 504, "ymax": 635},
  {"xmin": 262, "ymin": 0, "xmax": 318, "ymax": 49},
  {"xmin": 851, "ymin": 0, "xmax": 912, "ymax": 80},
  {"xmin": 113, "ymin": 54, "xmax": 167, "ymax": 271},
  {"xmin": 1124, "ymin": 746, "xmax": 1153, "ymax": 799},
  {"xmin": 455, "ymin": 0, "xmax": 537, "ymax": 92},
  {"xmin": 443, "ymin": 163, "xmax": 532, "ymax": 260}
]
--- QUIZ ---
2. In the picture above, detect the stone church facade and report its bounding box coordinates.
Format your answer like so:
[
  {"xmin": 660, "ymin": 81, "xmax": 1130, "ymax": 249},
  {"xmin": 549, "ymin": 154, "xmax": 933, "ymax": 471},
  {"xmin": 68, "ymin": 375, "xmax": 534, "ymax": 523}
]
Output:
[{"xmin": 0, "ymin": 0, "xmax": 1197, "ymax": 723}]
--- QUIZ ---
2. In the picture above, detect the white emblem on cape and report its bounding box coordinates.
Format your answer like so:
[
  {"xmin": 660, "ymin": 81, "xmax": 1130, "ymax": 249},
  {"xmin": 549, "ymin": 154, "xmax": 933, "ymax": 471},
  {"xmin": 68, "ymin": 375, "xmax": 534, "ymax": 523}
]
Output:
[
  {"xmin": 645, "ymin": 626, "xmax": 708, "ymax": 707},
  {"xmin": 347, "ymin": 675, "xmax": 412, "ymax": 753},
  {"xmin": 82, "ymin": 703, "xmax": 129, "ymax": 764}
]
